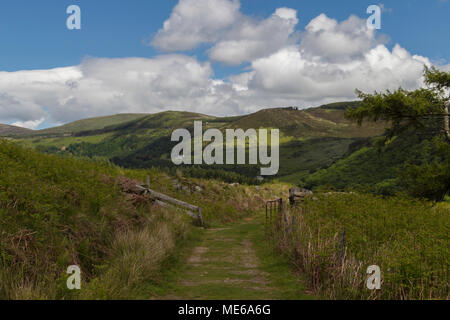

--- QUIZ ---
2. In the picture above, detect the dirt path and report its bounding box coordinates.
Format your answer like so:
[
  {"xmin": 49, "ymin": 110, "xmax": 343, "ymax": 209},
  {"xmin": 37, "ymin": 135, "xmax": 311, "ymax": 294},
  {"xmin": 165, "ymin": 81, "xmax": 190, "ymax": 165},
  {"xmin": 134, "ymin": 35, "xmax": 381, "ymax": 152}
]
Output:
[{"xmin": 163, "ymin": 216, "xmax": 312, "ymax": 300}]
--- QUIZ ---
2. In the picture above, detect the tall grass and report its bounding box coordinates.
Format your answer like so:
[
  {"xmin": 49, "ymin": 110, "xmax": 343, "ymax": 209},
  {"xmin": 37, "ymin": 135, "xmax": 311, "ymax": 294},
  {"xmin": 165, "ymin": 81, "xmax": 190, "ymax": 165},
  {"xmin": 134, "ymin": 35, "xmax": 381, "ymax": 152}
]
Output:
[
  {"xmin": 0, "ymin": 140, "xmax": 127, "ymax": 299},
  {"xmin": 0, "ymin": 141, "xmax": 189, "ymax": 299},
  {"xmin": 0, "ymin": 140, "xmax": 286, "ymax": 299},
  {"xmin": 269, "ymin": 193, "xmax": 449, "ymax": 299},
  {"xmin": 79, "ymin": 206, "xmax": 191, "ymax": 299}
]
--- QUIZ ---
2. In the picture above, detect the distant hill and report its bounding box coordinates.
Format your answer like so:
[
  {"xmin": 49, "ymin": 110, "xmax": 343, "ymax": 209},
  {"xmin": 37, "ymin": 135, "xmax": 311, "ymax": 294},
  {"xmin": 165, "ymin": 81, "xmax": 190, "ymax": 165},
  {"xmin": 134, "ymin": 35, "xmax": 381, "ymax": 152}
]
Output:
[
  {"xmin": 35, "ymin": 113, "xmax": 149, "ymax": 136},
  {"xmin": 11, "ymin": 102, "xmax": 387, "ymax": 184},
  {"xmin": 0, "ymin": 124, "xmax": 33, "ymax": 137},
  {"xmin": 227, "ymin": 104, "xmax": 381, "ymax": 138},
  {"xmin": 74, "ymin": 111, "xmax": 217, "ymax": 137}
]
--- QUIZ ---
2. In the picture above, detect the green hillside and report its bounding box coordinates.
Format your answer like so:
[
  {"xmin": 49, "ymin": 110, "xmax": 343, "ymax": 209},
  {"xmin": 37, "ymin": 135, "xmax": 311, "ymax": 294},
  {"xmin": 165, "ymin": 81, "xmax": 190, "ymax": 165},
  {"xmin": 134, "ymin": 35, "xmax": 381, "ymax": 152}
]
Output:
[
  {"xmin": 11, "ymin": 103, "xmax": 387, "ymax": 184},
  {"xmin": 77, "ymin": 111, "xmax": 216, "ymax": 136},
  {"xmin": 304, "ymin": 128, "xmax": 450, "ymax": 199},
  {"xmin": 228, "ymin": 104, "xmax": 383, "ymax": 139},
  {"xmin": 35, "ymin": 113, "xmax": 149, "ymax": 136}
]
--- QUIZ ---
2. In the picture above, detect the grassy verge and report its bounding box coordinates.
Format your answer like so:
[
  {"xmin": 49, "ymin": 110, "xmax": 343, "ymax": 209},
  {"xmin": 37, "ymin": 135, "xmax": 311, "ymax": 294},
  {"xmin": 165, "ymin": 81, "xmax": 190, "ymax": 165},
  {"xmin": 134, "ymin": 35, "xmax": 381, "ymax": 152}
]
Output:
[
  {"xmin": 268, "ymin": 193, "xmax": 449, "ymax": 300},
  {"xmin": 249, "ymin": 214, "xmax": 313, "ymax": 300},
  {"xmin": 142, "ymin": 223, "xmax": 205, "ymax": 299},
  {"xmin": 0, "ymin": 140, "xmax": 286, "ymax": 299},
  {"xmin": 78, "ymin": 207, "xmax": 197, "ymax": 299}
]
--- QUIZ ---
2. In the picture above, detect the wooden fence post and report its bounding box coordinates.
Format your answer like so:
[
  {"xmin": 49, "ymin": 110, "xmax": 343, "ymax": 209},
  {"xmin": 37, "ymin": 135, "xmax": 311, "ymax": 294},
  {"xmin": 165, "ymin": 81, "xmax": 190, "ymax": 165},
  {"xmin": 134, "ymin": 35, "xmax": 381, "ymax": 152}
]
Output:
[
  {"xmin": 197, "ymin": 207, "xmax": 204, "ymax": 227},
  {"xmin": 284, "ymin": 210, "xmax": 289, "ymax": 236},
  {"xmin": 265, "ymin": 203, "xmax": 268, "ymax": 225}
]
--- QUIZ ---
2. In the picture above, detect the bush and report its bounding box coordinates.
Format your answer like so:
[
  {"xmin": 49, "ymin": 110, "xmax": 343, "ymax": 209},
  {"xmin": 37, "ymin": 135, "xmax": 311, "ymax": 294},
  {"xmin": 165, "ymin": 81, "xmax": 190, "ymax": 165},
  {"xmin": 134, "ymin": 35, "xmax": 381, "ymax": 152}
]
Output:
[{"xmin": 401, "ymin": 139, "xmax": 450, "ymax": 201}]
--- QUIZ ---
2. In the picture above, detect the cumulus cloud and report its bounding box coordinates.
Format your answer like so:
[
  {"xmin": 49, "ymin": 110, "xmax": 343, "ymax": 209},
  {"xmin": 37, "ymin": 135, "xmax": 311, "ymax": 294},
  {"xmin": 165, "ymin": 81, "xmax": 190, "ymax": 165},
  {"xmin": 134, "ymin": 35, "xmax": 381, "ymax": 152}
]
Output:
[
  {"xmin": 0, "ymin": 55, "xmax": 246, "ymax": 126},
  {"xmin": 208, "ymin": 7, "xmax": 299, "ymax": 65},
  {"xmin": 152, "ymin": 0, "xmax": 240, "ymax": 51},
  {"xmin": 152, "ymin": 0, "xmax": 299, "ymax": 65},
  {"xmin": 224, "ymin": 13, "xmax": 439, "ymax": 109},
  {"xmin": 300, "ymin": 14, "xmax": 384, "ymax": 63},
  {"xmin": 11, "ymin": 118, "xmax": 45, "ymax": 130},
  {"xmin": 1, "ymin": 11, "xmax": 446, "ymax": 129},
  {"xmin": 225, "ymin": 15, "xmax": 433, "ymax": 108},
  {"xmin": 0, "ymin": 92, "xmax": 43, "ymax": 123},
  {"xmin": 242, "ymin": 44, "xmax": 430, "ymax": 105}
]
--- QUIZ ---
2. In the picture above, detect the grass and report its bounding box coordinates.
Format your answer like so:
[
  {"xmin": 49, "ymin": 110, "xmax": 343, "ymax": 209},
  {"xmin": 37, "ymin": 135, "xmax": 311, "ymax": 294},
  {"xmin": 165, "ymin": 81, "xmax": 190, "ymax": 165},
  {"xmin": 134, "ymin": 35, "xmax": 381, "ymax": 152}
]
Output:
[
  {"xmin": 249, "ymin": 214, "xmax": 313, "ymax": 300},
  {"xmin": 161, "ymin": 213, "xmax": 312, "ymax": 300},
  {"xmin": 0, "ymin": 139, "xmax": 170, "ymax": 299},
  {"xmin": 17, "ymin": 133, "xmax": 112, "ymax": 149},
  {"xmin": 2, "ymin": 137, "xmax": 446, "ymax": 300},
  {"xmin": 269, "ymin": 193, "xmax": 450, "ymax": 300},
  {"xmin": 0, "ymin": 139, "xmax": 288, "ymax": 299},
  {"xmin": 35, "ymin": 114, "xmax": 149, "ymax": 136},
  {"xmin": 228, "ymin": 107, "xmax": 384, "ymax": 139},
  {"xmin": 78, "ymin": 208, "xmax": 193, "ymax": 300},
  {"xmin": 145, "ymin": 226, "xmax": 205, "ymax": 298}
]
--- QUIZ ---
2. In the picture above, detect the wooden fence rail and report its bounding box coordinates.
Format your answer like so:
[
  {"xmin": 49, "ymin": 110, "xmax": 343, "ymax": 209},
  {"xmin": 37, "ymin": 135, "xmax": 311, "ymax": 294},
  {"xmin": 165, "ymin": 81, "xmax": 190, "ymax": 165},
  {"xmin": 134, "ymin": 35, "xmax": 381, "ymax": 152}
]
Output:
[{"xmin": 134, "ymin": 184, "xmax": 204, "ymax": 226}]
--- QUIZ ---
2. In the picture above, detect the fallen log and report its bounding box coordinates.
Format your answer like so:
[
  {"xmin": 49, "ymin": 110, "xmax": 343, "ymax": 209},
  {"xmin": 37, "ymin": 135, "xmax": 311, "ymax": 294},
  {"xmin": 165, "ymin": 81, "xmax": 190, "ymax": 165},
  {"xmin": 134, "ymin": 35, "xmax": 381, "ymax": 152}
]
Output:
[
  {"xmin": 135, "ymin": 185, "xmax": 204, "ymax": 226},
  {"xmin": 154, "ymin": 200, "xmax": 200, "ymax": 220}
]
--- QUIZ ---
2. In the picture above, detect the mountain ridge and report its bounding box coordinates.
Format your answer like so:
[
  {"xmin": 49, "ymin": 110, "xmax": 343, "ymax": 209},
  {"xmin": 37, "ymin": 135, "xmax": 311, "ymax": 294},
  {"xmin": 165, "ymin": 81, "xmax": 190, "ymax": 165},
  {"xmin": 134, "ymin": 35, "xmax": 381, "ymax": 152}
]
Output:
[
  {"xmin": 8, "ymin": 101, "xmax": 387, "ymax": 184},
  {"xmin": 1, "ymin": 101, "xmax": 367, "ymax": 138}
]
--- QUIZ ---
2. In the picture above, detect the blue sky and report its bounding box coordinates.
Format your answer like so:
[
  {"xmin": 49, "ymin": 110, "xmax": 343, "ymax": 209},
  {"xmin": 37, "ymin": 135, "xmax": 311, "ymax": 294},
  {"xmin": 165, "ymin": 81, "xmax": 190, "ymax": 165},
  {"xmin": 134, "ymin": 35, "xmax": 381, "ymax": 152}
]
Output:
[
  {"xmin": 0, "ymin": 0, "xmax": 448, "ymax": 129},
  {"xmin": 0, "ymin": 0, "xmax": 448, "ymax": 73}
]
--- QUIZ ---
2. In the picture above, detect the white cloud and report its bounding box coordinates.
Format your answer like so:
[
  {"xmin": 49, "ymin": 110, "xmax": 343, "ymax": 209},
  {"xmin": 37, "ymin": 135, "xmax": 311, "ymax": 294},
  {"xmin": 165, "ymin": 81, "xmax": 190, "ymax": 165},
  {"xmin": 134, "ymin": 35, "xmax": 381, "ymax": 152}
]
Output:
[
  {"xmin": 226, "ymin": 15, "xmax": 434, "ymax": 108},
  {"xmin": 208, "ymin": 8, "xmax": 299, "ymax": 65},
  {"xmin": 0, "ymin": 55, "xmax": 245, "ymax": 125},
  {"xmin": 300, "ymin": 14, "xmax": 383, "ymax": 63},
  {"xmin": 153, "ymin": 0, "xmax": 299, "ymax": 65},
  {"xmin": 242, "ymin": 44, "xmax": 431, "ymax": 105},
  {"xmin": 12, "ymin": 118, "xmax": 45, "ymax": 130},
  {"xmin": 152, "ymin": 0, "xmax": 240, "ymax": 51},
  {"xmin": 1, "ymin": 12, "xmax": 447, "ymax": 129}
]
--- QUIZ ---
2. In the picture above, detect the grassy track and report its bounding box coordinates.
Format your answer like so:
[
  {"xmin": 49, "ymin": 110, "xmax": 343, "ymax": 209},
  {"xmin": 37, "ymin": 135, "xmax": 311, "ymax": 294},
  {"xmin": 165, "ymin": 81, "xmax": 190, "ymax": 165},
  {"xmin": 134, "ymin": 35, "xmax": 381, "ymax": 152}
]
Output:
[{"xmin": 159, "ymin": 214, "xmax": 313, "ymax": 300}]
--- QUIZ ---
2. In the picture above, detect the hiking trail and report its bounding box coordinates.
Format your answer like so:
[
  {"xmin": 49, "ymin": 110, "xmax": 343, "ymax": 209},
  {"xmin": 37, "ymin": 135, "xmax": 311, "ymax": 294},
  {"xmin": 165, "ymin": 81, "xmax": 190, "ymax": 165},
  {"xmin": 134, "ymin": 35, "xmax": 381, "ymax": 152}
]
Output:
[{"xmin": 162, "ymin": 216, "xmax": 312, "ymax": 300}]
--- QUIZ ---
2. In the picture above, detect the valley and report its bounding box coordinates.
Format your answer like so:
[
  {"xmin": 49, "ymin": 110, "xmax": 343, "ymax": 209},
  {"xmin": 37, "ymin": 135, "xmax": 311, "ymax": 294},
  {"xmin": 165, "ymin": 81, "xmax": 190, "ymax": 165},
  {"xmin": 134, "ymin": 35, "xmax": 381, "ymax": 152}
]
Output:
[{"xmin": 6, "ymin": 102, "xmax": 387, "ymax": 186}]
